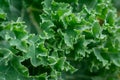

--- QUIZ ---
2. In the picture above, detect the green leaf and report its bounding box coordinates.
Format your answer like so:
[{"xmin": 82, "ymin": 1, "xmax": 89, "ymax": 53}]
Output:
[
  {"xmin": 40, "ymin": 20, "xmax": 55, "ymax": 39},
  {"xmin": 36, "ymin": 43, "xmax": 48, "ymax": 57},
  {"xmin": 62, "ymin": 29, "xmax": 78, "ymax": 48},
  {"xmin": 27, "ymin": 41, "xmax": 41, "ymax": 67},
  {"xmin": 42, "ymin": 0, "xmax": 52, "ymax": 8},
  {"xmin": 62, "ymin": 33, "xmax": 73, "ymax": 48},
  {"xmin": 0, "ymin": 30, "xmax": 16, "ymax": 40},
  {"xmin": 64, "ymin": 62, "xmax": 77, "ymax": 73},
  {"xmin": 0, "ymin": 9, "xmax": 6, "ymax": 20},
  {"xmin": 106, "ymin": 11, "xmax": 116, "ymax": 26},
  {"xmin": 9, "ymin": 39, "xmax": 27, "ymax": 53},
  {"xmin": 110, "ymin": 54, "xmax": 120, "ymax": 67},
  {"xmin": 0, "ymin": 48, "xmax": 13, "ymax": 66},
  {"xmin": 74, "ymin": 36, "xmax": 86, "ymax": 59},
  {"xmin": 54, "ymin": 57, "xmax": 66, "ymax": 70},
  {"xmin": 93, "ymin": 48, "xmax": 108, "ymax": 66},
  {"xmin": 10, "ymin": 56, "xmax": 29, "ymax": 77},
  {"xmin": 48, "ymin": 56, "xmax": 57, "ymax": 65},
  {"xmin": 0, "ymin": 61, "xmax": 38, "ymax": 80},
  {"xmin": 92, "ymin": 21, "xmax": 101, "ymax": 38}
]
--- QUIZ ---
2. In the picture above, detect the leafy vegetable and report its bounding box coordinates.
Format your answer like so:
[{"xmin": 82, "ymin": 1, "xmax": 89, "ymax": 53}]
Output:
[{"xmin": 0, "ymin": 0, "xmax": 120, "ymax": 80}]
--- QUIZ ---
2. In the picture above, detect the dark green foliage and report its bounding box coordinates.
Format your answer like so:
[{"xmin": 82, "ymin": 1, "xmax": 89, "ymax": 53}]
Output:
[{"xmin": 0, "ymin": 0, "xmax": 120, "ymax": 80}]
